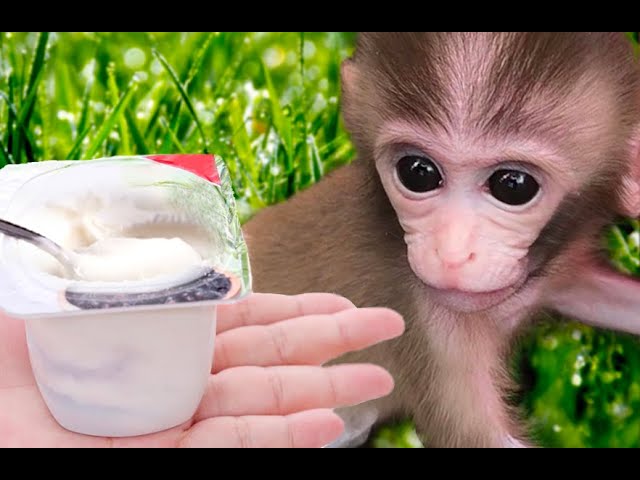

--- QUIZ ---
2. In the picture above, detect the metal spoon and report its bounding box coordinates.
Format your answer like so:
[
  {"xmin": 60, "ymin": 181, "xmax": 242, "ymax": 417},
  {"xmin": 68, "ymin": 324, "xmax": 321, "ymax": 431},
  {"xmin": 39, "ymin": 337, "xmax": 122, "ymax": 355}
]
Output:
[{"xmin": 0, "ymin": 218, "xmax": 83, "ymax": 279}]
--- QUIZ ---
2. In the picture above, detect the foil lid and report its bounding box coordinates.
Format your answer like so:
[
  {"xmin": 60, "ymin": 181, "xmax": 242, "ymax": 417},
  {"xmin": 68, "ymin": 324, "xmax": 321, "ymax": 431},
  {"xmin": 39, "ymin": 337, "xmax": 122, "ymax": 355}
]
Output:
[{"xmin": 0, "ymin": 155, "xmax": 252, "ymax": 318}]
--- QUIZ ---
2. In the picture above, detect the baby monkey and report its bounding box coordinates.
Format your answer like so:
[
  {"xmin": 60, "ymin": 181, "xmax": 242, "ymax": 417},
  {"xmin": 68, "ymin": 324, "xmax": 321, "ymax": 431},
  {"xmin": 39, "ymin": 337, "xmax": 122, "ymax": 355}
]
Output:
[{"xmin": 244, "ymin": 32, "xmax": 640, "ymax": 447}]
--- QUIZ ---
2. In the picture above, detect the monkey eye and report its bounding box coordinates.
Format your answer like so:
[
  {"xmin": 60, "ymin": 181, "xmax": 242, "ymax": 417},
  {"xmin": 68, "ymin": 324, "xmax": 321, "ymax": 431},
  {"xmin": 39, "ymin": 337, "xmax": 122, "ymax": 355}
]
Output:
[
  {"xmin": 488, "ymin": 169, "xmax": 540, "ymax": 206},
  {"xmin": 396, "ymin": 155, "xmax": 444, "ymax": 193}
]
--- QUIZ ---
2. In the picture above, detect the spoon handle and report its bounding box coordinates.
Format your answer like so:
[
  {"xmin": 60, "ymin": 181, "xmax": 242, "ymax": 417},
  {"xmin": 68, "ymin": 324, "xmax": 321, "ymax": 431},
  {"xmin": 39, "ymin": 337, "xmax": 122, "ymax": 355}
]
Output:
[
  {"xmin": 0, "ymin": 218, "xmax": 47, "ymax": 242},
  {"xmin": 0, "ymin": 218, "xmax": 78, "ymax": 277}
]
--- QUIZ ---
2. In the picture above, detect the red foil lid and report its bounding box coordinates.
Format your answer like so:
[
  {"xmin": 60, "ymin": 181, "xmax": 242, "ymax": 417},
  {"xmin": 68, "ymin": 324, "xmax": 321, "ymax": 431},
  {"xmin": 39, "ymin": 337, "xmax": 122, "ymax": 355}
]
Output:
[{"xmin": 146, "ymin": 154, "xmax": 221, "ymax": 184}]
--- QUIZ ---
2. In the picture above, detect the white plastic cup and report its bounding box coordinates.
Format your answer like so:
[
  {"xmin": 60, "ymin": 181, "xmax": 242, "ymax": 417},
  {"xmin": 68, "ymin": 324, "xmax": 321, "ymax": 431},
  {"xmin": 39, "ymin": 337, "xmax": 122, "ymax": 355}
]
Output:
[{"xmin": 23, "ymin": 305, "xmax": 216, "ymax": 437}]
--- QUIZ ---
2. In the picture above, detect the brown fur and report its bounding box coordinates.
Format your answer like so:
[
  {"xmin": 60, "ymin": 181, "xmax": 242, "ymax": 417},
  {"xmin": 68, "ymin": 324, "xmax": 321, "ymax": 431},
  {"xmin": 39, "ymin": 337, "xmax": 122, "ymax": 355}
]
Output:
[
  {"xmin": 243, "ymin": 32, "xmax": 640, "ymax": 447},
  {"xmin": 244, "ymin": 162, "xmax": 529, "ymax": 447},
  {"xmin": 345, "ymin": 33, "xmax": 640, "ymax": 155}
]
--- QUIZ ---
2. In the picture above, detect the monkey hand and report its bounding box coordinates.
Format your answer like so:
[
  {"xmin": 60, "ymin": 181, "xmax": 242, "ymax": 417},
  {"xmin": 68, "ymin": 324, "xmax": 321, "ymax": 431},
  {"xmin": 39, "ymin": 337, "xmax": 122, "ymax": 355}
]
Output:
[
  {"xmin": 546, "ymin": 259, "xmax": 640, "ymax": 336},
  {"xmin": 0, "ymin": 293, "xmax": 404, "ymax": 448}
]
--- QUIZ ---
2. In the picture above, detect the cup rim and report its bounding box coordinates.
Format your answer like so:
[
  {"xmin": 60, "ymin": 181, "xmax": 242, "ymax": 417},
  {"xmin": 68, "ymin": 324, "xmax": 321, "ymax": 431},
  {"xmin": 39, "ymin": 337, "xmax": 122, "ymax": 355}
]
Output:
[{"xmin": 0, "ymin": 157, "xmax": 251, "ymax": 319}]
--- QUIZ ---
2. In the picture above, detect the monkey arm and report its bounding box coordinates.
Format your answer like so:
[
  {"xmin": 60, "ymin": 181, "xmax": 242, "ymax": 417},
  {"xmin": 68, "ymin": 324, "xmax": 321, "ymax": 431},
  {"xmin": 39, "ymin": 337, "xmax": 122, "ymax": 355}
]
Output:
[{"xmin": 546, "ymin": 262, "xmax": 640, "ymax": 335}]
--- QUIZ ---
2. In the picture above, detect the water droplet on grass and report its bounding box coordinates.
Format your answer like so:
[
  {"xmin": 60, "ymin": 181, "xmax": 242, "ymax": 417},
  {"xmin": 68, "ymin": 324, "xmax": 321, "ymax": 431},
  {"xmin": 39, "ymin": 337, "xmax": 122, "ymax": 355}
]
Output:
[
  {"xmin": 263, "ymin": 47, "xmax": 285, "ymax": 68},
  {"xmin": 124, "ymin": 48, "xmax": 146, "ymax": 70},
  {"xmin": 571, "ymin": 373, "xmax": 582, "ymax": 387}
]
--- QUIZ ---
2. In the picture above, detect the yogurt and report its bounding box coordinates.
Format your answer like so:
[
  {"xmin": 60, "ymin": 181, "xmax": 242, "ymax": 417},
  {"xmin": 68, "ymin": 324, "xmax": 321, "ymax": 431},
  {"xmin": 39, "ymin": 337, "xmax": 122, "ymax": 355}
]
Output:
[
  {"xmin": 0, "ymin": 155, "xmax": 252, "ymax": 437},
  {"xmin": 72, "ymin": 237, "xmax": 203, "ymax": 282}
]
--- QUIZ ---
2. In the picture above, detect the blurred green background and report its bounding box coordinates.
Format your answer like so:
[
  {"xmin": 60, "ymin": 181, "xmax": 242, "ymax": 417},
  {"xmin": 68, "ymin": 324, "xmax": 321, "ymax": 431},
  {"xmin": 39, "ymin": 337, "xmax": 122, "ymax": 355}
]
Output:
[{"xmin": 1, "ymin": 32, "xmax": 639, "ymax": 448}]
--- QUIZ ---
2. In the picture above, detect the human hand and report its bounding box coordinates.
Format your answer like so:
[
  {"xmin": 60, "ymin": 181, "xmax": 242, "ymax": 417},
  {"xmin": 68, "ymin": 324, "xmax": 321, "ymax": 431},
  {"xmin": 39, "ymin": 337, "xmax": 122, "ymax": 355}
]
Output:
[{"xmin": 0, "ymin": 293, "xmax": 404, "ymax": 448}]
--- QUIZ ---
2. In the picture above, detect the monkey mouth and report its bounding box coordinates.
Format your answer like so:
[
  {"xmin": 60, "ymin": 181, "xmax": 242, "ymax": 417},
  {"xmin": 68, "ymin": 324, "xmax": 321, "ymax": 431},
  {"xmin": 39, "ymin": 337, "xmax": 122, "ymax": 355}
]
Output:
[{"xmin": 425, "ymin": 276, "xmax": 529, "ymax": 313}]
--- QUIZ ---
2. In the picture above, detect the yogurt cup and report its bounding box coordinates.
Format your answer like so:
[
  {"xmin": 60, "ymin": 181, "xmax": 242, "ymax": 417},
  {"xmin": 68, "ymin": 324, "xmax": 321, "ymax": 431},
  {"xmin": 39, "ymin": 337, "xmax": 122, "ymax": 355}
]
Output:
[{"xmin": 0, "ymin": 155, "xmax": 252, "ymax": 437}]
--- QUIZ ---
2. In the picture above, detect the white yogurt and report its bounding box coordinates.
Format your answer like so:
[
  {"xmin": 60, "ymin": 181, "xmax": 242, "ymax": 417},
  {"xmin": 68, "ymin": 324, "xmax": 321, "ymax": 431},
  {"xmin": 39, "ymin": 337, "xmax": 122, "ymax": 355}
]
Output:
[
  {"xmin": 73, "ymin": 237, "xmax": 203, "ymax": 282},
  {"xmin": 13, "ymin": 198, "xmax": 210, "ymax": 284}
]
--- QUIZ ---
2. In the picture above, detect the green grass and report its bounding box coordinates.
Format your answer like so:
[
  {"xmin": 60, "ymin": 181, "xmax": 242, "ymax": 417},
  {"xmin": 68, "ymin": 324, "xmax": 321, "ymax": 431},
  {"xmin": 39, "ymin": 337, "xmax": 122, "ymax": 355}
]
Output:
[
  {"xmin": 519, "ymin": 220, "xmax": 640, "ymax": 448},
  {"xmin": 1, "ymin": 32, "xmax": 640, "ymax": 448},
  {"xmin": 0, "ymin": 32, "xmax": 356, "ymax": 221}
]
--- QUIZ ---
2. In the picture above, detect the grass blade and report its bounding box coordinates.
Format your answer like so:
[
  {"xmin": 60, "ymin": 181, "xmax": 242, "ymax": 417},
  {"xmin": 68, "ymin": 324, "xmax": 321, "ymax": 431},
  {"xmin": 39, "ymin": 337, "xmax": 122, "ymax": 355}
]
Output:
[
  {"xmin": 82, "ymin": 80, "xmax": 138, "ymax": 160},
  {"xmin": 143, "ymin": 98, "xmax": 164, "ymax": 138},
  {"xmin": 159, "ymin": 117, "xmax": 186, "ymax": 153},
  {"xmin": 12, "ymin": 66, "xmax": 44, "ymax": 162},
  {"xmin": 227, "ymin": 97, "xmax": 263, "ymax": 207},
  {"xmin": 142, "ymin": 82, "xmax": 169, "ymax": 138},
  {"xmin": 159, "ymin": 99, "xmax": 183, "ymax": 153},
  {"xmin": 11, "ymin": 32, "xmax": 48, "ymax": 162},
  {"xmin": 56, "ymin": 60, "xmax": 73, "ymax": 111},
  {"xmin": 608, "ymin": 225, "xmax": 633, "ymax": 275},
  {"xmin": 299, "ymin": 32, "xmax": 306, "ymax": 113},
  {"xmin": 185, "ymin": 32, "xmax": 216, "ymax": 91},
  {"xmin": 24, "ymin": 32, "xmax": 49, "ymax": 97},
  {"xmin": 262, "ymin": 60, "xmax": 293, "ymax": 162},
  {"xmin": 124, "ymin": 108, "xmax": 148, "ymax": 154},
  {"xmin": 66, "ymin": 125, "xmax": 92, "ymax": 160},
  {"xmin": 308, "ymin": 134, "xmax": 323, "ymax": 184},
  {"xmin": 1, "ymin": 89, "xmax": 37, "ymax": 163},
  {"xmin": 157, "ymin": 32, "xmax": 216, "ymax": 151},
  {"xmin": 0, "ymin": 136, "xmax": 11, "ymax": 165},
  {"xmin": 152, "ymin": 49, "xmax": 209, "ymax": 153},
  {"xmin": 76, "ymin": 78, "xmax": 94, "ymax": 140},
  {"xmin": 6, "ymin": 74, "xmax": 16, "ymax": 153},
  {"xmin": 37, "ymin": 85, "xmax": 50, "ymax": 160},
  {"xmin": 107, "ymin": 64, "xmax": 130, "ymax": 154},
  {"xmin": 19, "ymin": 32, "xmax": 48, "ymax": 132},
  {"xmin": 228, "ymin": 96, "xmax": 254, "ymax": 174}
]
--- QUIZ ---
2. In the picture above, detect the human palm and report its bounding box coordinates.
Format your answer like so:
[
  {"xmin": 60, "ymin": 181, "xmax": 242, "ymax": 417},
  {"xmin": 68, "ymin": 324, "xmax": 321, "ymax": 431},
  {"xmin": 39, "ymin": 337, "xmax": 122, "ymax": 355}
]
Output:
[{"xmin": 0, "ymin": 293, "xmax": 403, "ymax": 448}]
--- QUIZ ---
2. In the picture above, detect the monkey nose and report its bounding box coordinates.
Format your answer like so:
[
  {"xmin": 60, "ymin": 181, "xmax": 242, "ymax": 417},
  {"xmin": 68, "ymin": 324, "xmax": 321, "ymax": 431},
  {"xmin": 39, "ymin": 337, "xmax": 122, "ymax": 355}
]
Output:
[{"xmin": 436, "ymin": 249, "xmax": 476, "ymax": 270}]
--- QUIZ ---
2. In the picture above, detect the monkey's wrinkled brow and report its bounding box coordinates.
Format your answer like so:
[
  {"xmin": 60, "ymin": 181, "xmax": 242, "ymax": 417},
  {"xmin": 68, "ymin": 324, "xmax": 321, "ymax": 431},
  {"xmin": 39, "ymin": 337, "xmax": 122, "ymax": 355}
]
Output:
[
  {"xmin": 364, "ymin": 33, "xmax": 629, "ymax": 163},
  {"xmin": 373, "ymin": 120, "xmax": 578, "ymax": 181}
]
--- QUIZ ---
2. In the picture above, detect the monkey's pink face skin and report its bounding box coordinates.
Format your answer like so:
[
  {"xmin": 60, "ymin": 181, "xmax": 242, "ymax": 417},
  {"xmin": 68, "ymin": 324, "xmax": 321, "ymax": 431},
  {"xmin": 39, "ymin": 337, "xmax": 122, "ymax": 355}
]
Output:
[{"xmin": 375, "ymin": 121, "xmax": 582, "ymax": 313}]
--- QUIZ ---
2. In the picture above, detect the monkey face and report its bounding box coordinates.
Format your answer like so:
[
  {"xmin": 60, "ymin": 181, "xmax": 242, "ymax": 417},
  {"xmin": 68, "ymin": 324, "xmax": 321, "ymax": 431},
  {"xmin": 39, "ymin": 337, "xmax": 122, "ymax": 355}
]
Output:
[
  {"xmin": 373, "ymin": 121, "xmax": 580, "ymax": 312},
  {"xmin": 340, "ymin": 32, "xmax": 640, "ymax": 313}
]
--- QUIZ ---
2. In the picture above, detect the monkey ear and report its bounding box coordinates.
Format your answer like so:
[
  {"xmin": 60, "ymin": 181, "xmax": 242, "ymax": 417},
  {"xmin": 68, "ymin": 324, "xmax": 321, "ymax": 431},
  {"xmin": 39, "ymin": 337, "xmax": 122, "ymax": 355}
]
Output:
[
  {"xmin": 620, "ymin": 134, "xmax": 640, "ymax": 218},
  {"xmin": 340, "ymin": 58, "xmax": 359, "ymax": 99},
  {"xmin": 340, "ymin": 58, "xmax": 361, "ymax": 133}
]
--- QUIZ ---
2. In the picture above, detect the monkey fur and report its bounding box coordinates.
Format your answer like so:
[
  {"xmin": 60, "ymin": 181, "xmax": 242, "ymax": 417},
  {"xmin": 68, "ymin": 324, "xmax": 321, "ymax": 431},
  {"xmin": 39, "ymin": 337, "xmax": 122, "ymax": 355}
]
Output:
[{"xmin": 243, "ymin": 32, "xmax": 640, "ymax": 448}]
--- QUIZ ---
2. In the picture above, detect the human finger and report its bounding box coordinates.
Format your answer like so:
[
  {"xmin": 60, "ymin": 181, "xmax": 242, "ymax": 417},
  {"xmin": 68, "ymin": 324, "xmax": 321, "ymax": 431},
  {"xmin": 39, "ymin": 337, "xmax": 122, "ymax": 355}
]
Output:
[
  {"xmin": 216, "ymin": 293, "xmax": 355, "ymax": 333},
  {"xmin": 213, "ymin": 307, "xmax": 404, "ymax": 371},
  {"xmin": 180, "ymin": 409, "xmax": 344, "ymax": 448},
  {"xmin": 195, "ymin": 364, "xmax": 393, "ymax": 420}
]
